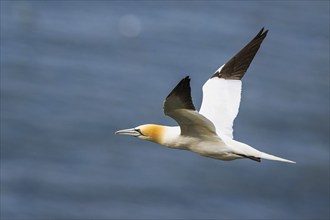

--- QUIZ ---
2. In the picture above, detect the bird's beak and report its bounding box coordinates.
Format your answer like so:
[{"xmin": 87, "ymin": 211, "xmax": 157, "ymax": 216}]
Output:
[{"xmin": 115, "ymin": 128, "xmax": 140, "ymax": 137}]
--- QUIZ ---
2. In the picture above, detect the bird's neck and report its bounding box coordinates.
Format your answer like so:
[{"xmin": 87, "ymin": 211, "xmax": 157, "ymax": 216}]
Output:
[{"xmin": 143, "ymin": 125, "xmax": 181, "ymax": 147}]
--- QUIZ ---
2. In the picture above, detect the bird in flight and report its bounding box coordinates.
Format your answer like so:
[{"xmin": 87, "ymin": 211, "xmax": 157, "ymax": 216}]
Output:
[{"xmin": 115, "ymin": 28, "xmax": 295, "ymax": 163}]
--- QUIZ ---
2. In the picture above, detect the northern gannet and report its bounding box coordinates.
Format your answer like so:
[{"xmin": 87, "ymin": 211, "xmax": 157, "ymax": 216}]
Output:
[{"xmin": 115, "ymin": 28, "xmax": 295, "ymax": 163}]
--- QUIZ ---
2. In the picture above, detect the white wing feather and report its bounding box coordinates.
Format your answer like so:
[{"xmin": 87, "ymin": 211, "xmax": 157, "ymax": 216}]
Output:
[{"xmin": 199, "ymin": 77, "xmax": 242, "ymax": 139}]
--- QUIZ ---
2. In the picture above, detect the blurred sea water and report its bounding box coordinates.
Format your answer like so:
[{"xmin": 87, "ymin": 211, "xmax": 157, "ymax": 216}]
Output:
[{"xmin": 1, "ymin": 1, "xmax": 329, "ymax": 219}]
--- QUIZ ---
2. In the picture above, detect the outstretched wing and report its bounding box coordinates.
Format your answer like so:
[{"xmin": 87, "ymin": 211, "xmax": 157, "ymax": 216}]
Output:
[
  {"xmin": 199, "ymin": 28, "xmax": 268, "ymax": 139},
  {"xmin": 164, "ymin": 76, "xmax": 217, "ymax": 137}
]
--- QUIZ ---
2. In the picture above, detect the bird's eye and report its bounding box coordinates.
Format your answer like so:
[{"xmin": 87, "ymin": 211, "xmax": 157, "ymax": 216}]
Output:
[{"xmin": 135, "ymin": 128, "xmax": 143, "ymax": 136}]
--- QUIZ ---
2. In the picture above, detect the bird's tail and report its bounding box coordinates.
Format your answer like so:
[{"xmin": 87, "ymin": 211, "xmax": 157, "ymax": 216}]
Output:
[{"xmin": 259, "ymin": 151, "xmax": 296, "ymax": 163}]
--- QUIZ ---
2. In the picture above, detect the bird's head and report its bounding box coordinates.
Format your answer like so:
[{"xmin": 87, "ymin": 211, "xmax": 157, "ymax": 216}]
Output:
[{"xmin": 115, "ymin": 124, "xmax": 165, "ymax": 144}]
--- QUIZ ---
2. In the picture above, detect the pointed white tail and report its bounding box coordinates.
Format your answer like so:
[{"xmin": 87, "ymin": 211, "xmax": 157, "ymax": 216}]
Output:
[{"xmin": 259, "ymin": 152, "xmax": 296, "ymax": 163}]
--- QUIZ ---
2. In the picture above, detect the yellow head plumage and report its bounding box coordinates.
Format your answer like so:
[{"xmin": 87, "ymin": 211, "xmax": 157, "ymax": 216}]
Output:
[
  {"xmin": 135, "ymin": 124, "xmax": 165, "ymax": 144},
  {"xmin": 115, "ymin": 124, "xmax": 166, "ymax": 145}
]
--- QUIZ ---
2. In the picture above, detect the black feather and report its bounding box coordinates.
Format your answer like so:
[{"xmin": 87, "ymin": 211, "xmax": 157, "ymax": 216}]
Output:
[
  {"xmin": 211, "ymin": 28, "xmax": 268, "ymax": 80},
  {"xmin": 164, "ymin": 76, "xmax": 196, "ymax": 114}
]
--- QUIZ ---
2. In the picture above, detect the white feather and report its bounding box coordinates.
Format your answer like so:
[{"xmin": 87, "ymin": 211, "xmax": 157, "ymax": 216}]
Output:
[{"xmin": 199, "ymin": 77, "xmax": 242, "ymax": 139}]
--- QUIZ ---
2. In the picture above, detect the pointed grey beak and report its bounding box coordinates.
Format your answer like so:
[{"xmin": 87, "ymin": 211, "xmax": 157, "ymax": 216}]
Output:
[{"xmin": 115, "ymin": 128, "xmax": 141, "ymax": 137}]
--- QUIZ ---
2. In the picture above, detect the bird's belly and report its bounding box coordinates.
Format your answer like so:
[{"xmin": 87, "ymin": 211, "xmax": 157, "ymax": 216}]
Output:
[
  {"xmin": 189, "ymin": 142, "xmax": 241, "ymax": 161},
  {"xmin": 164, "ymin": 136, "xmax": 241, "ymax": 161}
]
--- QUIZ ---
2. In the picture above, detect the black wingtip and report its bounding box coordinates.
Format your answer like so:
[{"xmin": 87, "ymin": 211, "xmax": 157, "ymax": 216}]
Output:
[
  {"xmin": 255, "ymin": 27, "xmax": 268, "ymax": 40},
  {"xmin": 166, "ymin": 76, "xmax": 190, "ymax": 98},
  {"xmin": 211, "ymin": 28, "xmax": 269, "ymax": 80},
  {"xmin": 164, "ymin": 76, "xmax": 196, "ymax": 112}
]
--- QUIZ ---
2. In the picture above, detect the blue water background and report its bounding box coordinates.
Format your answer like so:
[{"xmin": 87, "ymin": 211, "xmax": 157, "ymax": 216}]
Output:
[{"xmin": 1, "ymin": 1, "xmax": 329, "ymax": 219}]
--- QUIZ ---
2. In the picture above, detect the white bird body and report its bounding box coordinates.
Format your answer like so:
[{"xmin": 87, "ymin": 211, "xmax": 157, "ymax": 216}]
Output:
[
  {"xmin": 132, "ymin": 124, "xmax": 294, "ymax": 163},
  {"xmin": 116, "ymin": 28, "xmax": 295, "ymax": 164}
]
